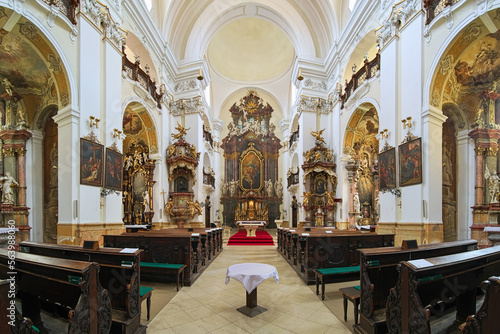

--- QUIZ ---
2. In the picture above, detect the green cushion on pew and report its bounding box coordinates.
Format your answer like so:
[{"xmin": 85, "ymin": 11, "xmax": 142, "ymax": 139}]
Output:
[
  {"xmin": 417, "ymin": 274, "xmax": 442, "ymax": 283},
  {"xmin": 140, "ymin": 286, "xmax": 154, "ymax": 297},
  {"xmin": 32, "ymin": 325, "xmax": 40, "ymax": 333},
  {"xmin": 353, "ymin": 285, "xmax": 360, "ymax": 290},
  {"xmin": 317, "ymin": 266, "xmax": 360, "ymax": 275},
  {"xmin": 140, "ymin": 262, "xmax": 184, "ymax": 269}
]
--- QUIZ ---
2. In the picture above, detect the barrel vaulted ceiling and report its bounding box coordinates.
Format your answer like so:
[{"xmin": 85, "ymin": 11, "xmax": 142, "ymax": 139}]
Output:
[{"xmin": 159, "ymin": 0, "xmax": 344, "ymax": 65}]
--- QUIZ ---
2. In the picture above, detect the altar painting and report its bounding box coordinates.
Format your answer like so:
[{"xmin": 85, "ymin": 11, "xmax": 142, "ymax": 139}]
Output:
[{"xmin": 240, "ymin": 149, "xmax": 263, "ymax": 191}]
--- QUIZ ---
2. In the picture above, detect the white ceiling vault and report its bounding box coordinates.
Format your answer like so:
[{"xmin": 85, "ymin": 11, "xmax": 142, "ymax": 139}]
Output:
[
  {"xmin": 143, "ymin": 0, "xmax": 357, "ymax": 125},
  {"xmin": 160, "ymin": 0, "xmax": 345, "ymax": 63}
]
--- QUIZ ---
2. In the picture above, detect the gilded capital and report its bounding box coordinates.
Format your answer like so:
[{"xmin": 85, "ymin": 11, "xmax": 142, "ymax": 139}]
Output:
[
  {"xmin": 15, "ymin": 148, "xmax": 26, "ymax": 156},
  {"xmin": 475, "ymin": 147, "xmax": 486, "ymax": 156},
  {"xmin": 487, "ymin": 147, "xmax": 499, "ymax": 156},
  {"xmin": 2, "ymin": 148, "xmax": 15, "ymax": 157}
]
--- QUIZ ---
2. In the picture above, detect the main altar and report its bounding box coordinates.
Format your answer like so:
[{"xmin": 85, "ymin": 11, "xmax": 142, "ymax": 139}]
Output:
[{"xmin": 220, "ymin": 91, "xmax": 283, "ymax": 228}]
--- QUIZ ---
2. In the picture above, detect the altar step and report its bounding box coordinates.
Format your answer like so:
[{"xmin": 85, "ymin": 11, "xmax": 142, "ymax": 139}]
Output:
[{"xmin": 227, "ymin": 230, "xmax": 275, "ymax": 246}]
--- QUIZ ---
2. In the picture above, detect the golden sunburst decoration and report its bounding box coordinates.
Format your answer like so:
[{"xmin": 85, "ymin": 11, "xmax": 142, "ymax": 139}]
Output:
[{"xmin": 245, "ymin": 100, "xmax": 258, "ymax": 114}]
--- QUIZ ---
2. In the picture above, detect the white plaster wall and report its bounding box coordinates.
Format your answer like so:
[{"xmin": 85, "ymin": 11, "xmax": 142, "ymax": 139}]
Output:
[{"xmin": 78, "ymin": 19, "xmax": 103, "ymax": 224}]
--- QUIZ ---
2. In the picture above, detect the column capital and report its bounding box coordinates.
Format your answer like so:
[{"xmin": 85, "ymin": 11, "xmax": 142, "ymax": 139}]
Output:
[
  {"xmin": 487, "ymin": 147, "xmax": 499, "ymax": 156},
  {"xmin": 422, "ymin": 106, "xmax": 448, "ymax": 125},
  {"xmin": 475, "ymin": 147, "xmax": 486, "ymax": 156},
  {"xmin": 52, "ymin": 105, "xmax": 80, "ymax": 127}
]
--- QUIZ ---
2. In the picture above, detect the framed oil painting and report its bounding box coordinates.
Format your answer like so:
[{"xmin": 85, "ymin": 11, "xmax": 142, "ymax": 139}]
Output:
[
  {"xmin": 399, "ymin": 138, "xmax": 422, "ymax": 187},
  {"xmin": 379, "ymin": 147, "xmax": 396, "ymax": 190},
  {"xmin": 105, "ymin": 148, "xmax": 123, "ymax": 191},
  {"xmin": 80, "ymin": 138, "xmax": 104, "ymax": 187},
  {"xmin": 240, "ymin": 148, "xmax": 263, "ymax": 191}
]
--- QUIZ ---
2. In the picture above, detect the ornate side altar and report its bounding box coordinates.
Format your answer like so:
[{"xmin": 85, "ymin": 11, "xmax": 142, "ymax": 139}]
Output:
[
  {"xmin": 122, "ymin": 141, "xmax": 155, "ymax": 226},
  {"xmin": 301, "ymin": 129, "xmax": 337, "ymax": 226},
  {"xmin": 164, "ymin": 123, "xmax": 201, "ymax": 227}
]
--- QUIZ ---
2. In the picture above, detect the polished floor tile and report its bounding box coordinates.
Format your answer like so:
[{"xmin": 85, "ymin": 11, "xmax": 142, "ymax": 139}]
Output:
[{"xmin": 148, "ymin": 231, "xmax": 353, "ymax": 333}]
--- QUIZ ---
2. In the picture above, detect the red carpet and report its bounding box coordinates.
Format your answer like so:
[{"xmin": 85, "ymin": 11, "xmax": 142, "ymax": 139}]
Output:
[{"xmin": 227, "ymin": 230, "xmax": 275, "ymax": 246}]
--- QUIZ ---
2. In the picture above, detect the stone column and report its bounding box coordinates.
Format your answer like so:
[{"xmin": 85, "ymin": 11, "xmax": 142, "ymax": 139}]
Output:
[
  {"xmin": 16, "ymin": 147, "xmax": 26, "ymax": 206},
  {"xmin": 474, "ymin": 147, "xmax": 486, "ymax": 206}
]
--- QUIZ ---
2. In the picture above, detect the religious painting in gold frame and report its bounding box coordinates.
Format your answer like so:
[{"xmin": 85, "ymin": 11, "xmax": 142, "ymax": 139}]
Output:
[
  {"xmin": 239, "ymin": 143, "xmax": 263, "ymax": 192},
  {"xmin": 313, "ymin": 174, "xmax": 327, "ymax": 195},
  {"xmin": 80, "ymin": 138, "xmax": 104, "ymax": 187}
]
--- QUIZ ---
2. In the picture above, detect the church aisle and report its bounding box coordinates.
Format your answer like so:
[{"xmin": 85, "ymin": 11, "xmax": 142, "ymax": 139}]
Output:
[{"xmin": 147, "ymin": 236, "xmax": 351, "ymax": 333}]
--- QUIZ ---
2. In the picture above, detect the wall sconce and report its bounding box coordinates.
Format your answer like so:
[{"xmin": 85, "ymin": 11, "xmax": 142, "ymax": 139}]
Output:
[
  {"xmin": 380, "ymin": 129, "xmax": 389, "ymax": 139},
  {"xmin": 297, "ymin": 68, "xmax": 304, "ymax": 81},
  {"xmin": 402, "ymin": 117, "xmax": 412, "ymax": 129},
  {"xmin": 89, "ymin": 116, "xmax": 100, "ymax": 129},
  {"xmin": 197, "ymin": 68, "xmax": 203, "ymax": 81},
  {"xmin": 113, "ymin": 128, "xmax": 123, "ymax": 139},
  {"xmin": 352, "ymin": 63, "xmax": 357, "ymax": 73}
]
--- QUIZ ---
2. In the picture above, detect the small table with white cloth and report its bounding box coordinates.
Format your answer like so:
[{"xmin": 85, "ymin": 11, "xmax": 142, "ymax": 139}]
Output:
[{"xmin": 225, "ymin": 263, "xmax": 279, "ymax": 317}]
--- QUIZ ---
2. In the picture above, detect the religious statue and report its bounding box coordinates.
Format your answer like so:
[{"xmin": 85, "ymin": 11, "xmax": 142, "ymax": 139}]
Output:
[
  {"xmin": 143, "ymin": 190, "xmax": 150, "ymax": 212},
  {"xmin": 221, "ymin": 181, "xmax": 228, "ymax": 197},
  {"xmin": 229, "ymin": 180, "xmax": 238, "ymax": 197},
  {"xmin": 0, "ymin": 172, "xmax": 19, "ymax": 204},
  {"xmin": 314, "ymin": 151, "xmax": 321, "ymax": 161},
  {"xmin": 265, "ymin": 179, "xmax": 274, "ymax": 197},
  {"xmin": 325, "ymin": 149, "xmax": 333, "ymax": 162},
  {"xmin": 171, "ymin": 122, "xmax": 190, "ymax": 141},
  {"xmin": 165, "ymin": 197, "xmax": 174, "ymax": 215},
  {"xmin": 310, "ymin": 128, "xmax": 326, "ymax": 144},
  {"xmin": 235, "ymin": 207, "xmax": 241, "ymax": 221},
  {"xmin": 274, "ymin": 178, "xmax": 283, "ymax": 198},
  {"xmin": 485, "ymin": 165, "xmax": 500, "ymax": 203},
  {"xmin": 303, "ymin": 191, "xmax": 312, "ymax": 206},
  {"xmin": 304, "ymin": 150, "xmax": 314, "ymax": 163},
  {"xmin": 124, "ymin": 155, "xmax": 133, "ymax": 170},
  {"xmin": 353, "ymin": 189, "xmax": 360, "ymax": 214},
  {"xmin": 49, "ymin": 143, "xmax": 58, "ymax": 188},
  {"xmin": 189, "ymin": 145, "xmax": 199, "ymax": 159},
  {"xmin": 167, "ymin": 144, "xmax": 176, "ymax": 157},
  {"xmin": 442, "ymin": 146, "xmax": 453, "ymax": 185},
  {"xmin": 2, "ymin": 78, "xmax": 14, "ymax": 96},
  {"xmin": 187, "ymin": 200, "xmax": 202, "ymax": 216}
]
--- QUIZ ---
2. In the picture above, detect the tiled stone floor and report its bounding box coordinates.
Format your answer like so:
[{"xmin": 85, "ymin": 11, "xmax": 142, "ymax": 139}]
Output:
[{"xmin": 147, "ymin": 233, "xmax": 353, "ymax": 334}]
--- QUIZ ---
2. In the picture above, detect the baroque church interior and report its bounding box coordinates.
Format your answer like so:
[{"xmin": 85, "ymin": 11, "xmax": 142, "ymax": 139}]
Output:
[{"xmin": 3, "ymin": 0, "xmax": 500, "ymax": 333}]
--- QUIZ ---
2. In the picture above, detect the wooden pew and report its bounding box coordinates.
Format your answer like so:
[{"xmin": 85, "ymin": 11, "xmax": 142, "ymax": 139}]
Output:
[
  {"xmin": 353, "ymin": 239, "xmax": 478, "ymax": 334},
  {"xmin": 0, "ymin": 249, "xmax": 112, "ymax": 333},
  {"xmin": 386, "ymin": 246, "xmax": 500, "ymax": 334},
  {"xmin": 461, "ymin": 276, "xmax": 500, "ymax": 334},
  {"xmin": 285, "ymin": 232, "xmax": 394, "ymax": 284},
  {"xmin": 18, "ymin": 241, "xmax": 144, "ymax": 334},
  {"xmin": 103, "ymin": 233, "xmax": 200, "ymax": 286},
  {"xmin": 140, "ymin": 228, "xmax": 223, "ymax": 266}
]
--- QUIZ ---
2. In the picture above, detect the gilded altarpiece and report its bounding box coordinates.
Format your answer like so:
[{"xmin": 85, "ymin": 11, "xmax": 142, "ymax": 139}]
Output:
[
  {"xmin": 122, "ymin": 142, "xmax": 155, "ymax": 226},
  {"xmin": 164, "ymin": 123, "xmax": 201, "ymax": 228},
  {"xmin": 220, "ymin": 92, "xmax": 282, "ymax": 228},
  {"xmin": 302, "ymin": 130, "xmax": 337, "ymax": 226}
]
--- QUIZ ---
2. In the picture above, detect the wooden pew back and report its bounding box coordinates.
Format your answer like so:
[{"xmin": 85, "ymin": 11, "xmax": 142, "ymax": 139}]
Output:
[
  {"xmin": 386, "ymin": 246, "xmax": 500, "ymax": 334},
  {"xmin": 0, "ymin": 249, "xmax": 112, "ymax": 333}
]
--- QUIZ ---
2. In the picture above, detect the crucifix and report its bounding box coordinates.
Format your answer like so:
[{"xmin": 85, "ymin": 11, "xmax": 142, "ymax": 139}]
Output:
[{"xmin": 161, "ymin": 189, "xmax": 166, "ymax": 208}]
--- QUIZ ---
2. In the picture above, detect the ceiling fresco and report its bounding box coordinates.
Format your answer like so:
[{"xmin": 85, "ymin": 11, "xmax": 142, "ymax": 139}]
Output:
[
  {"xmin": 122, "ymin": 104, "xmax": 158, "ymax": 154},
  {"xmin": 343, "ymin": 106, "xmax": 379, "ymax": 158},
  {"xmin": 434, "ymin": 11, "xmax": 500, "ymax": 126},
  {"xmin": 0, "ymin": 7, "xmax": 69, "ymax": 129}
]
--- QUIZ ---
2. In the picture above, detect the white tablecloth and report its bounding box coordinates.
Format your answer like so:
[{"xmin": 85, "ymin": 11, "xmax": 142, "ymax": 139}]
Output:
[{"xmin": 225, "ymin": 263, "xmax": 279, "ymax": 294}]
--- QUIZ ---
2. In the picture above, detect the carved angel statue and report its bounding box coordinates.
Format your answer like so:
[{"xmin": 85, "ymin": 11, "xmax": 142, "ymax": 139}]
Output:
[
  {"xmin": 171, "ymin": 122, "xmax": 190, "ymax": 141},
  {"xmin": 265, "ymin": 179, "xmax": 274, "ymax": 197},
  {"xmin": 165, "ymin": 197, "xmax": 174, "ymax": 215},
  {"xmin": 326, "ymin": 149, "xmax": 334, "ymax": 162},
  {"xmin": 167, "ymin": 144, "xmax": 176, "ymax": 157},
  {"xmin": 303, "ymin": 191, "xmax": 312, "ymax": 206},
  {"xmin": 304, "ymin": 150, "xmax": 314, "ymax": 163},
  {"xmin": 485, "ymin": 165, "xmax": 500, "ymax": 203},
  {"xmin": 187, "ymin": 200, "xmax": 202, "ymax": 216},
  {"xmin": 310, "ymin": 128, "xmax": 326, "ymax": 144}
]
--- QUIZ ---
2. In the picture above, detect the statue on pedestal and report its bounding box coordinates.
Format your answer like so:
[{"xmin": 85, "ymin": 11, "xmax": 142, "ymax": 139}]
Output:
[{"xmin": 0, "ymin": 172, "xmax": 19, "ymax": 204}]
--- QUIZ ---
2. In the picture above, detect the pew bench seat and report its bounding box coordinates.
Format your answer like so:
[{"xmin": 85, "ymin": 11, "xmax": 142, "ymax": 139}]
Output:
[
  {"xmin": 339, "ymin": 286, "xmax": 361, "ymax": 325},
  {"xmin": 314, "ymin": 266, "xmax": 361, "ymax": 300},
  {"xmin": 140, "ymin": 262, "xmax": 187, "ymax": 291},
  {"xmin": 139, "ymin": 286, "xmax": 154, "ymax": 321}
]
